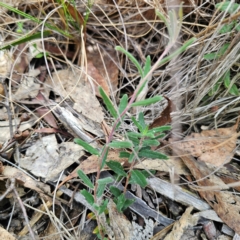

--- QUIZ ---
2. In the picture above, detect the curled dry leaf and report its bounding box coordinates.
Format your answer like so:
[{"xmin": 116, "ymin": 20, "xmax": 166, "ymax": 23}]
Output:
[
  {"xmin": 18, "ymin": 134, "xmax": 84, "ymax": 181},
  {"xmin": 0, "ymin": 50, "xmax": 12, "ymax": 78},
  {"xmin": 164, "ymin": 206, "xmax": 198, "ymax": 240},
  {"xmin": 2, "ymin": 166, "xmax": 50, "ymax": 196},
  {"xmin": 86, "ymin": 47, "xmax": 119, "ymax": 97},
  {"xmin": 108, "ymin": 199, "xmax": 133, "ymax": 240},
  {"xmin": 0, "ymin": 226, "xmax": 16, "ymax": 240},
  {"xmin": 174, "ymin": 123, "xmax": 239, "ymax": 167},
  {"xmin": 0, "ymin": 116, "xmax": 36, "ymax": 144},
  {"xmin": 150, "ymin": 96, "xmax": 173, "ymax": 128},
  {"xmin": 13, "ymin": 69, "xmax": 41, "ymax": 101},
  {"xmin": 179, "ymin": 153, "xmax": 240, "ymax": 235},
  {"xmin": 45, "ymin": 68, "xmax": 104, "ymax": 124}
]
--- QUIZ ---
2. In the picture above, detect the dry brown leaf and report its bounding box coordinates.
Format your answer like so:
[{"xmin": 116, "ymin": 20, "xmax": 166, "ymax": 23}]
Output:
[
  {"xmin": 175, "ymin": 124, "xmax": 239, "ymax": 167},
  {"xmin": 86, "ymin": 48, "xmax": 119, "ymax": 97},
  {"xmin": 0, "ymin": 226, "xmax": 16, "ymax": 240},
  {"xmin": 45, "ymin": 68, "xmax": 104, "ymax": 124},
  {"xmin": 0, "ymin": 83, "xmax": 5, "ymax": 102},
  {"xmin": 2, "ymin": 166, "xmax": 50, "ymax": 196},
  {"xmin": 13, "ymin": 69, "xmax": 41, "ymax": 100},
  {"xmin": 164, "ymin": 206, "xmax": 198, "ymax": 240},
  {"xmin": 36, "ymin": 106, "xmax": 58, "ymax": 129},
  {"xmin": 179, "ymin": 153, "xmax": 240, "ymax": 235},
  {"xmin": 0, "ymin": 50, "xmax": 12, "ymax": 78},
  {"xmin": 150, "ymin": 96, "xmax": 173, "ymax": 128},
  {"xmin": 108, "ymin": 199, "xmax": 132, "ymax": 240},
  {"xmin": 19, "ymin": 135, "xmax": 84, "ymax": 181},
  {"xmin": 134, "ymin": 158, "xmax": 189, "ymax": 175}
]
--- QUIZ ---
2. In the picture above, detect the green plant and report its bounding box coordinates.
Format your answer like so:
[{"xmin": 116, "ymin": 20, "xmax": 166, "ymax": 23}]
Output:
[
  {"xmin": 74, "ymin": 7, "xmax": 196, "ymax": 240},
  {"xmin": 204, "ymin": 1, "xmax": 240, "ymax": 97}
]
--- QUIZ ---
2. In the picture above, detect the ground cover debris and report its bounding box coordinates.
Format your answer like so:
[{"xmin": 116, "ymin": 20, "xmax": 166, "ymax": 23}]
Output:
[{"xmin": 0, "ymin": 0, "xmax": 240, "ymax": 239}]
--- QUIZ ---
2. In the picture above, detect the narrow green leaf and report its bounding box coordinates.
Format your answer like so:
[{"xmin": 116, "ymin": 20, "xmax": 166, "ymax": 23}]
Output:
[
  {"xmin": 148, "ymin": 126, "xmax": 171, "ymax": 134},
  {"xmin": 131, "ymin": 96, "xmax": 162, "ymax": 107},
  {"xmin": 128, "ymin": 152, "xmax": 135, "ymax": 163},
  {"xmin": 153, "ymin": 133, "xmax": 165, "ymax": 139},
  {"xmin": 119, "ymin": 151, "xmax": 131, "ymax": 158},
  {"xmin": 142, "ymin": 132, "xmax": 155, "ymax": 138},
  {"xmin": 0, "ymin": 2, "xmax": 71, "ymax": 38},
  {"xmin": 131, "ymin": 116, "xmax": 143, "ymax": 132},
  {"xmin": 155, "ymin": 10, "xmax": 168, "ymax": 28},
  {"xmin": 97, "ymin": 183, "xmax": 106, "ymax": 198},
  {"xmin": 204, "ymin": 43, "xmax": 230, "ymax": 60},
  {"xmin": 116, "ymin": 194, "xmax": 126, "ymax": 212},
  {"xmin": 97, "ymin": 177, "xmax": 114, "ymax": 185},
  {"xmin": 215, "ymin": 2, "xmax": 240, "ymax": 14},
  {"xmin": 127, "ymin": 131, "xmax": 142, "ymax": 138},
  {"xmin": 100, "ymin": 147, "xmax": 109, "ymax": 170},
  {"xmin": 99, "ymin": 87, "xmax": 118, "ymax": 119},
  {"xmin": 158, "ymin": 37, "xmax": 196, "ymax": 66},
  {"xmin": 219, "ymin": 22, "xmax": 235, "ymax": 33},
  {"xmin": 141, "ymin": 170, "xmax": 156, "ymax": 178},
  {"xmin": 106, "ymin": 161, "xmax": 127, "ymax": 177},
  {"xmin": 203, "ymin": 52, "xmax": 218, "ymax": 60},
  {"xmin": 208, "ymin": 82, "xmax": 221, "ymax": 96},
  {"xmin": 118, "ymin": 94, "xmax": 128, "ymax": 114},
  {"xmin": 127, "ymin": 136, "xmax": 140, "ymax": 146},
  {"xmin": 142, "ymin": 139, "xmax": 160, "ymax": 147},
  {"xmin": 122, "ymin": 198, "xmax": 135, "ymax": 212},
  {"xmin": 77, "ymin": 170, "xmax": 94, "ymax": 189},
  {"xmin": 108, "ymin": 141, "xmax": 133, "ymax": 149},
  {"xmin": 0, "ymin": 31, "xmax": 52, "ymax": 50},
  {"xmin": 143, "ymin": 56, "xmax": 151, "ymax": 78},
  {"xmin": 138, "ymin": 149, "xmax": 168, "ymax": 159},
  {"xmin": 229, "ymin": 84, "xmax": 239, "ymax": 96},
  {"xmin": 130, "ymin": 170, "xmax": 148, "ymax": 188},
  {"xmin": 74, "ymin": 138, "xmax": 100, "ymax": 156},
  {"xmin": 80, "ymin": 189, "xmax": 94, "ymax": 205},
  {"xmin": 138, "ymin": 112, "xmax": 147, "ymax": 130},
  {"xmin": 98, "ymin": 199, "xmax": 109, "ymax": 215},
  {"xmin": 235, "ymin": 23, "xmax": 240, "ymax": 32},
  {"xmin": 110, "ymin": 186, "xmax": 122, "ymax": 197},
  {"xmin": 115, "ymin": 46, "xmax": 143, "ymax": 78},
  {"xmin": 223, "ymin": 70, "xmax": 231, "ymax": 88}
]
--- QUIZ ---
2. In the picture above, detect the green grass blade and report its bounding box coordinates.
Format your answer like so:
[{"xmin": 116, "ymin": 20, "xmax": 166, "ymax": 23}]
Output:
[
  {"xmin": 74, "ymin": 138, "xmax": 100, "ymax": 156},
  {"xmin": 78, "ymin": 170, "xmax": 94, "ymax": 189},
  {"xmin": 115, "ymin": 46, "xmax": 143, "ymax": 78},
  {"xmin": 131, "ymin": 96, "xmax": 162, "ymax": 107},
  {"xmin": 99, "ymin": 86, "xmax": 118, "ymax": 119},
  {"xmin": 158, "ymin": 37, "xmax": 196, "ymax": 67},
  {"xmin": 0, "ymin": 2, "xmax": 71, "ymax": 37},
  {"xmin": 0, "ymin": 31, "xmax": 51, "ymax": 50}
]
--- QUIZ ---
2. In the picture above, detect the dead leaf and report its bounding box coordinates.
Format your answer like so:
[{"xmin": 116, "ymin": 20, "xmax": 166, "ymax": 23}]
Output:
[
  {"xmin": 2, "ymin": 166, "xmax": 50, "ymax": 196},
  {"xmin": 0, "ymin": 116, "xmax": 36, "ymax": 144},
  {"xmin": 86, "ymin": 47, "xmax": 119, "ymax": 97},
  {"xmin": 150, "ymin": 96, "xmax": 173, "ymax": 128},
  {"xmin": 0, "ymin": 226, "xmax": 16, "ymax": 240},
  {"xmin": 36, "ymin": 106, "xmax": 58, "ymax": 129},
  {"xmin": 164, "ymin": 206, "xmax": 198, "ymax": 240},
  {"xmin": 108, "ymin": 199, "xmax": 133, "ymax": 240},
  {"xmin": 0, "ymin": 83, "xmax": 5, "ymax": 102},
  {"xmin": 0, "ymin": 50, "xmax": 12, "ymax": 78},
  {"xmin": 175, "ymin": 124, "xmax": 239, "ymax": 167},
  {"xmin": 134, "ymin": 158, "xmax": 189, "ymax": 175},
  {"xmin": 179, "ymin": 153, "xmax": 240, "ymax": 235},
  {"xmin": 45, "ymin": 68, "xmax": 104, "ymax": 124},
  {"xmin": 18, "ymin": 135, "xmax": 84, "ymax": 181}
]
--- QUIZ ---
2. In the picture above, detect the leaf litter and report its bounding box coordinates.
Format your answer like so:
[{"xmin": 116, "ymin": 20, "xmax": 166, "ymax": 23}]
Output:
[{"xmin": 0, "ymin": 0, "xmax": 240, "ymax": 239}]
